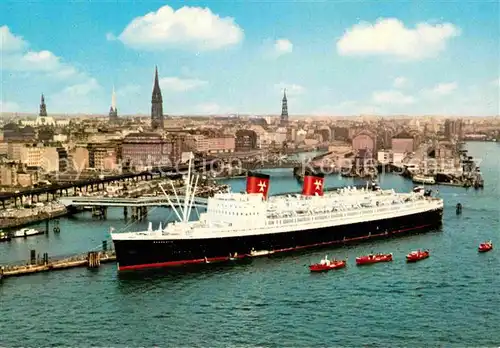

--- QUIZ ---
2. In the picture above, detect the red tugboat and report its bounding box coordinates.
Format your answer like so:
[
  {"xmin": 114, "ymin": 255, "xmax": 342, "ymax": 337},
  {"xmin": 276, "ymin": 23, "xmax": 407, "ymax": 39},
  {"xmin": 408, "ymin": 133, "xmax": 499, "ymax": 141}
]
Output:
[
  {"xmin": 406, "ymin": 249, "xmax": 430, "ymax": 262},
  {"xmin": 309, "ymin": 255, "xmax": 346, "ymax": 272},
  {"xmin": 478, "ymin": 241, "xmax": 493, "ymax": 253},
  {"xmin": 356, "ymin": 253, "xmax": 393, "ymax": 265}
]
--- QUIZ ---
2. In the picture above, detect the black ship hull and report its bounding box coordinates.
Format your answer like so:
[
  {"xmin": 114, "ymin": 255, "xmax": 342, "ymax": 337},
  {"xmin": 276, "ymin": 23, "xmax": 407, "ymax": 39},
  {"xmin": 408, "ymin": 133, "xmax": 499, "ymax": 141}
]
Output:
[{"xmin": 113, "ymin": 208, "xmax": 443, "ymax": 271}]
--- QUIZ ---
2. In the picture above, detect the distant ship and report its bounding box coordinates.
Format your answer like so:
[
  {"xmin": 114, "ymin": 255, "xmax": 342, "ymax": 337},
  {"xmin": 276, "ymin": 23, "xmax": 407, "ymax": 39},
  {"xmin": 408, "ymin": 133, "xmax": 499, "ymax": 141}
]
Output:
[
  {"xmin": 111, "ymin": 160, "xmax": 444, "ymax": 271},
  {"xmin": 412, "ymin": 175, "xmax": 436, "ymax": 185},
  {"xmin": 11, "ymin": 228, "xmax": 44, "ymax": 238}
]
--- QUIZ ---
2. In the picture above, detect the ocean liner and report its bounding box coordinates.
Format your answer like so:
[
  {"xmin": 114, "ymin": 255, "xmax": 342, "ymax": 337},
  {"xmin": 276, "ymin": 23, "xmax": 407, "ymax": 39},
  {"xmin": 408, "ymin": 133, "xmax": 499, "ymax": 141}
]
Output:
[{"xmin": 111, "ymin": 161, "xmax": 444, "ymax": 271}]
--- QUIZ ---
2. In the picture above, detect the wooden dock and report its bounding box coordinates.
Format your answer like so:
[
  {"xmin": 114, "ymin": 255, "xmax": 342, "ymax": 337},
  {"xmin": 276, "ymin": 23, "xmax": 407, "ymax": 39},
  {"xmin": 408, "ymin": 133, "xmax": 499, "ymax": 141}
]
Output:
[{"xmin": 0, "ymin": 251, "xmax": 116, "ymax": 280}]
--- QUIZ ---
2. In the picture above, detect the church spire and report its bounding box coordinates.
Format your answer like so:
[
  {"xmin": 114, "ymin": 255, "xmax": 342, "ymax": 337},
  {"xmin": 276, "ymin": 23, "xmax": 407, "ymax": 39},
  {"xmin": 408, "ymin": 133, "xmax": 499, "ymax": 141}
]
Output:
[
  {"xmin": 152, "ymin": 65, "xmax": 162, "ymax": 103},
  {"xmin": 280, "ymin": 88, "xmax": 288, "ymax": 126},
  {"xmin": 151, "ymin": 65, "xmax": 164, "ymax": 130},
  {"xmin": 111, "ymin": 85, "xmax": 117, "ymax": 111},
  {"xmin": 39, "ymin": 93, "xmax": 47, "ymax": 117},
  {"xmin": 109, "ymin": 85, "xmax": 118, "ymax": 123}
]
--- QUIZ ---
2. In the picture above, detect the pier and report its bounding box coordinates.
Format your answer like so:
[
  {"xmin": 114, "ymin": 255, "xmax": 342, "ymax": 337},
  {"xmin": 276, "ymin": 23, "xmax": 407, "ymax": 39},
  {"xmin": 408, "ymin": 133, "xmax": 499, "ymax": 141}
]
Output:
[{"xmin": 0, "ymin": 249, "xmax": 116, "ymax": 280}]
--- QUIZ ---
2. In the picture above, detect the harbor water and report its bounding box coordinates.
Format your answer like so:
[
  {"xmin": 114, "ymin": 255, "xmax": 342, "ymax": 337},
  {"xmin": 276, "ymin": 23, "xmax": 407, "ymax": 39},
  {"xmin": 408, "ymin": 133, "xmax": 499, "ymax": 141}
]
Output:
[{"xmin": 1, "ymin": 142, "xmax": 499, "ymax": 346}]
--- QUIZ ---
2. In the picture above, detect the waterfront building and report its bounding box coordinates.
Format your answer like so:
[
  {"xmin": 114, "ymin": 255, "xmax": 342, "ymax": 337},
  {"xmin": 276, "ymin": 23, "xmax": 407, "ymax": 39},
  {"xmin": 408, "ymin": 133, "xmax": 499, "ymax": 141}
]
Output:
[
  {"xmin": 352, "ymin": 130, "xmax": 376, "ymax": 157},
  {"xmin": 185, "ymin": 134, "xmax": 235, "ymax": 154},
  {"xmin": 0, "ymin": 161, "xmax": 19, "ymax": 186},
  {"xmin": 165, "ymin": 133, "xmax": 189, "ymax": 163},
  {"xmin": 391, "ymin": 131, "xmax": 415, "ymax": 154},
  {"xmin": 235, "ymin": 130, "xmax": 258, "ymax": 151},
  {"xmin": 70, "ymin": 147, "xmax": 89, "ymax": 172},
  {"xmin": 2, "ymin": 123, "xmax": 36, "ymax": 142},
  {"xmin": 333, "ymin": 126, "xmax": 349, "ymax": 141},
  {"xmin": 444, "ymin": 119, "xmax": 463, "ymax": 141},
  {"xmin": 122, "ymin": 132, "xmax": 170, "ymax": 170},
  {"xmin": 88, "ymin": 143, "xmax": 118, "ymax": 172}
]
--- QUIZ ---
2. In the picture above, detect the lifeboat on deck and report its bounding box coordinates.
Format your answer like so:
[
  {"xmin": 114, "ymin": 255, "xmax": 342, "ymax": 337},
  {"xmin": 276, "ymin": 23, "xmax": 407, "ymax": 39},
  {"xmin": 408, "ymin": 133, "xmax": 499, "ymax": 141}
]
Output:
[
  {"xmin": 478, "ymin": 241, "xmax": 493, "ymax": 253},
  {"xmin": 356, "ymin": 253, "xmax": 393, "ymax": 265},
  {"xmin": 309, "ymin": 256, "xmax": 346, "ymax": 272},
  {"xmin": 406, "ymin": 249, "xmax": 430, "ymax": 262}
]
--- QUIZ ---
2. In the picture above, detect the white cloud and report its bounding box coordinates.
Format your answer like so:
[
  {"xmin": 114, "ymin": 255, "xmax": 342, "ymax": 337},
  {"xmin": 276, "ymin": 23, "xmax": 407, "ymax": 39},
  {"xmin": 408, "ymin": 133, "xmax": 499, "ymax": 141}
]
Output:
[
  {"xmin": 0, "ymin": 25, "xmax": 27, "ymax": 52},
  {"xmin": 337, "ymin": 18, "xmax": 460, "ymax": 60},
  {"xmin": 372, "ymin": 90, "xmax": 416, "ymax": 104},
  {"xmin": 52, "ymin": 78, "xmax": 101, "ymax": 99},
  {"xmin": 274, "ymin": 39, "xmax": 293, "ymax": 56},
  {"xmin": 274, "ymin": 82, "xmax": 305, "ymax": 96},
  {"xmin": 0, "ymin": 100, "xmax": 20, "ymax": 112},
  {"xmin": 490, "ymin": 78, "xmax": 500, "ymax": 87},
  {"xmin": 1, "ymin": 26, "xmax": 94, "ymax": 81},
  {"xmin": 1, "ymin": 26, "xmax": 102, "ymax": 113},
  {"xmin": 49, "ymin": 79, "xmax": 102, "ymax": 113},
  {"xmin": 159, "ymin": 77, "xmax": 208, "ymax": 92},
  {"xmin": 421, "ymin": 82, "xmax": 458, "ymax": 97},
  {"xmin": 393, "ymin": 76, "xmax": 408, "ymax": 88},
  {"xmin": 116, "ymin": 84, "xmax": 142, "ymax": 97},
  {"xmin": 432, "ymin": 82, "xmax": 458, "ymax": 95},
  {"xmin": 115, "ymin": 5, "xmax": 244, "ymax": 51}
]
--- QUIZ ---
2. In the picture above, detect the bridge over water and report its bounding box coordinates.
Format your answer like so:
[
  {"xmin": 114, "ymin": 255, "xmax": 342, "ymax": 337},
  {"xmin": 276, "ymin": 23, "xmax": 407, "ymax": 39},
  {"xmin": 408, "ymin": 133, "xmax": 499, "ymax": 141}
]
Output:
[{"xmin": 59, "ymin": 196, "xmax": 209, "ymax": 208}]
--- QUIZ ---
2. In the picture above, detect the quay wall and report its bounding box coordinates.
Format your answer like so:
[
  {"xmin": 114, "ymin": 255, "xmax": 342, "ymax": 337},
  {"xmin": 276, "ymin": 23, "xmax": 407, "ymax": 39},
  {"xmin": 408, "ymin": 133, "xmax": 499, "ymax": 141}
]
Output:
[{"xmin": 0, "ymin": 208, "xmax": 70, "ymax": 230}]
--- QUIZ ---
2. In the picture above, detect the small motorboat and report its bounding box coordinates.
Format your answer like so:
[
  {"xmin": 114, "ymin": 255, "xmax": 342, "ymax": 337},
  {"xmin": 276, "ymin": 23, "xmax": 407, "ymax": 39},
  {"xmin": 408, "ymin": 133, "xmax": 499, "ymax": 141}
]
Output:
[
  {"xmin": 0, "ymin": 231, "xmax": 11, "ymax": 242},
  {"xmin": 356, "ymin": 253, "xmax": 393, "ymax": 265},
  {"xmin": 309, "ymin": 255, "xmax": 346, "ymax": 272},
  {"xmin": 228, "ymin": 252, "xmax": 239, "ymax": 261},
  {"xmin": 406, "ymin": 249, "xmax": 430, "ymax": 262},
  {"xmin": 478, "ymin": 241, "xmax": 493, "ymax": 253},
  {"xmin": 250, "ymin": 249, "xmax": 274, "ymax": 257},
  {"xmin": 11, "ymin": 228, "xmax": 44, "ymax": 238}
]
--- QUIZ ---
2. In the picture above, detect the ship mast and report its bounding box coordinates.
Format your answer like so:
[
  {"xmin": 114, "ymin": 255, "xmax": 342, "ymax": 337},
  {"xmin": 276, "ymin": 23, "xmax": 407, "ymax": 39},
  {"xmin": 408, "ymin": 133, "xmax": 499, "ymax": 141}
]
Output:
[
  {"xmin": 159, "ymin": 153, "xmax": 199, "ymax": 226},
  {"xmin": 182, "ymin": 154, "xmax": 192, "ymax": 222}
]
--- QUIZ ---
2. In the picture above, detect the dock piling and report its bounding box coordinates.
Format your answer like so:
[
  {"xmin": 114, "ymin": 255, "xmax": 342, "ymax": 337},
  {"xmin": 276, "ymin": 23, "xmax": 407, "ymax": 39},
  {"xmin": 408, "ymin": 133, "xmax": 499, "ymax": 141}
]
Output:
[
  {"xmin": 87, "ymin": 252, "xmax": 101, "ymax": 268},
  {"xmin": 53, "ymin": 219, "xmax": 60, "ymax": 233},
  {"xmin": 30, "ymin": 250, "xmax": 36, "ymax": 265}
]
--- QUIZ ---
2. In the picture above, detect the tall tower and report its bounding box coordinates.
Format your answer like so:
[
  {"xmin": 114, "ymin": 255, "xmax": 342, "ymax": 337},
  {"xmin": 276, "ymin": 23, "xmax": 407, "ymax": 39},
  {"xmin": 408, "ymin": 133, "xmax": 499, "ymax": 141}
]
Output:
[
  {"xmin": 39, "ymin": 94, "xmax": 47, "ymax": 117},
  {"xmin": 109, "ymin": 86, "xmax": 118, "ymax": 123},
  {"xmin": 280, "ymin": 89, "xmax": 288, "ymax": 126},
  {"xmin": 151, "ymin": 66, "xmax": 164, "ymax": 130}
]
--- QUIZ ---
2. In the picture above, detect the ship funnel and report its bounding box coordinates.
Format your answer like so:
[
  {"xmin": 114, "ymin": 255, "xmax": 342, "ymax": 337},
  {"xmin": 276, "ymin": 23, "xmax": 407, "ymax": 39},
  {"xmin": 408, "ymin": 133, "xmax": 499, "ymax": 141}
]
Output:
[
  {"xmin": 246, "ymin": 171, "xmax": 270, "ymax": 199},
  {"xmin": 302, "ymin": 170, "xmax": 325, "ymax": 196}
]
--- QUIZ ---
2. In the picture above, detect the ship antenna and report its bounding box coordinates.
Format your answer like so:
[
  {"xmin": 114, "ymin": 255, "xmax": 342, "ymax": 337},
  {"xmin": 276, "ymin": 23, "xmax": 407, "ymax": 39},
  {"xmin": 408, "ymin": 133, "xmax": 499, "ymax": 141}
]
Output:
[
  {"xmin": 168, "ymin": 178, "xmax": 183, "ymax": 212},
  {"xmin": 159, "ymin": 183, "xmax": 183, "ymax": 222},
  {"xmin": 182, "ymin": 153, "xmax": 194, "ymax": 222},
  {"xmin": 186, "ymin": 172, "xmax": 199, "ymax": 221}
]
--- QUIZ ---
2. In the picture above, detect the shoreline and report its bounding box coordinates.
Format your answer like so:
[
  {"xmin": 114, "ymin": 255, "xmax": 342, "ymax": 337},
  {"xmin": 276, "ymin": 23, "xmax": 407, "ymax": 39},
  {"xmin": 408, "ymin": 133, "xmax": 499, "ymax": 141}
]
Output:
[{"xmin": 0, "ymin": 208, "xmax": 73, "ymax": 230}]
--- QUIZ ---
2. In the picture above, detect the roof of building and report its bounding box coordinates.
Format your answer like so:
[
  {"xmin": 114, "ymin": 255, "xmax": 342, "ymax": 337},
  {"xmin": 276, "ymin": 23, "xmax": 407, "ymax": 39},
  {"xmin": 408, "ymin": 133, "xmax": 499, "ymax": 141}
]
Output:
[{"xmin": 393, "ymin": 131, "xmax": 414, "ymax": 139}]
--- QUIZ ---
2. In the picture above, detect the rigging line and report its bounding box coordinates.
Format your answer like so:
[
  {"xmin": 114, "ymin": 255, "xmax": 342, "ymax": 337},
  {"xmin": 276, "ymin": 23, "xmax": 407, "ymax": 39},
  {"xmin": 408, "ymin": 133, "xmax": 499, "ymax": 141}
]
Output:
[{"xmin": 108, "ymin": 204, "xmax": 162, "ymax": 234}]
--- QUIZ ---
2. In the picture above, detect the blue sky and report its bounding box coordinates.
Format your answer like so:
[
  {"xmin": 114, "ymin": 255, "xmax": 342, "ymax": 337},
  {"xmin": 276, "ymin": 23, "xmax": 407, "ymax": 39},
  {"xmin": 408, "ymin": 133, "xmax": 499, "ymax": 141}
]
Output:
[{"xmin": 0, "ymin": 0, "xmax": 498, "ymax": 116}]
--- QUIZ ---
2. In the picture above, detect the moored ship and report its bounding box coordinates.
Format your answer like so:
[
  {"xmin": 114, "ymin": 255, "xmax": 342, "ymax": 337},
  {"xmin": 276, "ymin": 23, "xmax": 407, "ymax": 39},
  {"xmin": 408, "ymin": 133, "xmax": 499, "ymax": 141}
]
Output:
[{"xmin": 111, "ymin": 161, "xmax": 444, "ymax": 271}]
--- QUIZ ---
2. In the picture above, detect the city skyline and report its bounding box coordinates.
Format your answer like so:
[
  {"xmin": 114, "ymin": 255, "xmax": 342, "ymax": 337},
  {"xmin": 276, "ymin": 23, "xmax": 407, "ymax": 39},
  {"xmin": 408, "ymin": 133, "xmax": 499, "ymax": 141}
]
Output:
[{"xmin": 1, "ymin": 1, "xmax": 499, "ymax": 116}]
